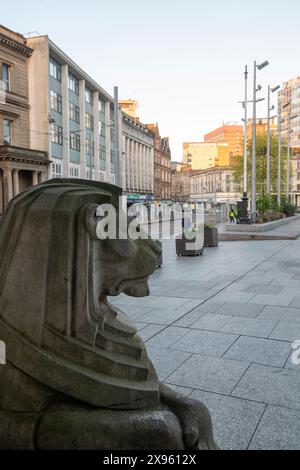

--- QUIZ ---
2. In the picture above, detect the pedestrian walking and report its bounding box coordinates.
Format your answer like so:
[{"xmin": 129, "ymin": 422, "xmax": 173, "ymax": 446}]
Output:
[{"xmin": 229, "ymin": 209, "xmax": 235, "ymax": 224}]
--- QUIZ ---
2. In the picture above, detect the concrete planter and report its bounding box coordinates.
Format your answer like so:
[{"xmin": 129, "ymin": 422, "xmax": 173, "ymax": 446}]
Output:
[
  {"xmin": 176, "ymin": 236, "xmax": 204, "ymax": 257},
  {"xmin": 204, "ymin": 227, "xmax": 219, "ymax": 247},
  {"xmin": 225, "ymin": 214, "xmax": 300, "ymax": 232}
]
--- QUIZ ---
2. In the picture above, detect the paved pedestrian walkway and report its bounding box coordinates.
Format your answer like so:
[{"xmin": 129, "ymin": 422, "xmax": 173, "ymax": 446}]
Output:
[{"xmin": 110, "ymin": 238, "xmax": 300, "ymax": 449}]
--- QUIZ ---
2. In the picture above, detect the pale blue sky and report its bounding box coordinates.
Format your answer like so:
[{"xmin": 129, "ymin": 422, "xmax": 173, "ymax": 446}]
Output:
[{"xmin": 2, "ymin": 0, "xmax": 300, "ymax": 160}]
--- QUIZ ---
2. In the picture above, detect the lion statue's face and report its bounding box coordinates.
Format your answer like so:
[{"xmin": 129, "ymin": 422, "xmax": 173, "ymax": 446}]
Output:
[
  {"xmin": 94, "ymin": 236, "xmax": 161, "ymax": 298},
  {"xmin": 86, "ymin": 207, "xmax": 162, "ymax": 326}
]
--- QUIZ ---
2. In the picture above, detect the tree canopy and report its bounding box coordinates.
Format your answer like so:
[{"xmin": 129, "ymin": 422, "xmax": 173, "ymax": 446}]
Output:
[{"xmin": 233, "ymin": 131, "xmax": 288, "ymax": 196}]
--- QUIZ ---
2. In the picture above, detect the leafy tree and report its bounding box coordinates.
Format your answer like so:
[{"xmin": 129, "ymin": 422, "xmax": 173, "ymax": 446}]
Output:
[{"xmin": 233, "ymin": 131, "xmax": 288, "ymax": 197}]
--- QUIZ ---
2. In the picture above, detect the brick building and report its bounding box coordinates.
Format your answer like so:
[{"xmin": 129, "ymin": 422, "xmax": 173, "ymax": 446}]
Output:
[
  {"xmin": 0, "ymin": 25, "xmax": 49, "ymax": 214},
  {"xmin": 146, "ymin": 123, "xmax": 171, "ymax": 200}
]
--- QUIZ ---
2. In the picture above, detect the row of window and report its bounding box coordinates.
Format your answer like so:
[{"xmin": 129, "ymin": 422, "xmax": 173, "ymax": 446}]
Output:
[
  {"xmin": 155, "ymin": 155, "xmax": 171, "ymax": 168},
  {"xmin": 52, "ymin": 165, "xmax": 107, "ymax": 183},
  {"xmin": 51, "ymin": 124, "xmax": 107, "ymax": 158},
  {"xmin": 50, "ymin": 90, "xmax": 106, "ymax": 131},
  {"xmin": 154, "ymin": 169, "xmax": 171, "ymax": 183},
  {"xmin": 50, "ymin": 58, "xmax": 107, "ymax": 110},
  {"xmin": 52, "ymin": 163, "xmax": 107, "ymax": 180}
]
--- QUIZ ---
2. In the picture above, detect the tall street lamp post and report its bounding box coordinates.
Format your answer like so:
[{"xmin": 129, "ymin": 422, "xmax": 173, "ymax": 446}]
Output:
[
  {"xmin": 243, "ymin": 65, "xmax": 248, "ymax": 195},
  {"xmin": 114, "ymin": 86, "xmax": 123, "ymax": 189},
  {"xmin": 252, "ymin": 60, "xmax": 269, "ymax": 222},
  {"xmin": 266, "ymin": 85, "xmax": 280, "ymax": 194},
  {"xmin": 277, "ymin": 101, "xmax": 290, "ymax": 205}
]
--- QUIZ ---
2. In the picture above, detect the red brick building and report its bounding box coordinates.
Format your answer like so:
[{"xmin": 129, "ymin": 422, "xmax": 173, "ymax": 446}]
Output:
[{"xmin": 146, "ymin": 123, "xmax": 171, "ymax": 200}]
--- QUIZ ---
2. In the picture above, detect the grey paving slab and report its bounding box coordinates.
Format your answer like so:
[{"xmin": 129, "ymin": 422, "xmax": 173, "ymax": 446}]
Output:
[
  {"xmin": 220, "ymin": 316, "xmax": 277, "ymax": 338},
  {"xmin": 138, "ymin": 324, "xmax": 166, "ymax": 341},
  {"xmin": 179, "ymin": 288, "xmax": 217, "ymax": 300},
  {"xmin": 149, "ymin": 285, "xmax": 200, "ymax": 298},
  {"xmin": 232, "ymin": 363, "xmax": 300, "ymax": 410},
  {"xmin": 173, "ymin": 308, "xmax": 208, "ymax": 327},
  {"xmin": 150, "ymin": 285, "xmax": 218, "ymax": 300},
  {"xmin": 170, "ymin": 329, "xmax": 238, "ymax": 357},
  {"xmin": 223, "ymin": 336, "xmax": 291, "ymax": 367},
  {"xmin": 146, "ymin": 346, "xmax": 191, "ymax": 381},
  {"xmin": 108, "ymin": 303, "xmax": 153, "ymax": 321},
  {"xmin": 249, "ymin": 405, "xmax": 300, "ymax": 450},
  {"xmin": 138, "ymin": 308, "xmax": 188, "ymax": 325},
  {"xmin": 145, "ymin": 326, "xmax": 188, "ymax": 348},
  {"xmin": 284, "ymin": 349, "xmax": 300, "ymax": 371},
  {"xmin": 199, "ymin": 299, "xmax": 227, "ymax": 312},
  {"xmin": 126, "ymin": 295, "xmax": 194, "ymax": 309},
  {"xmin": 214, "ymin": 291, "xmax": 256, "ymax": 304},
  {"xmin": 167, "ymin": 355, "xmax": 249, "ymax": 394},
  {"xmin": 258, "ymin": 305, "xmax": 300, "ymax": 323},
  {"xmin": 289, "ymin": 296, "xmax": 300, "ymax": 308},
  {"xmin": 237, "ymin": 284, "xmax": 284, "ymax": 295},
  {"xmin": 191, "ymin": 390, "xmax": 266, "ymax": 450},
  {"xmin": 270, "ymin": 321, "xmax": 300, "ymax": 341},
  {"xmin": 164, "ymin": 384, "xmax": 194, "ymax": 397},
  {"xmin": 190, "ymin": 313, "xmax": 233, "ymax": 331},
  {"xmin": 250, "ymin": 292, "xmax": 296, "ymax": 307},
  {"xmin": 216, "ymin": 301, "xmax": 264, "ymax": 318},
  {"xmin": 135, "ymin": 322, "xmax": 149, "ymax": 331},
  {"xmin": 270, "ymin": 277, "xmax": 300, "ymax": 287}
]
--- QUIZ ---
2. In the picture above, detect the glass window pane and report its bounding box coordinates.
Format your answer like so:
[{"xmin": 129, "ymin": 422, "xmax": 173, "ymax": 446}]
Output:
[{"xmin": 3, "ymin": 119, "xmax": 12, "ymax": 144}]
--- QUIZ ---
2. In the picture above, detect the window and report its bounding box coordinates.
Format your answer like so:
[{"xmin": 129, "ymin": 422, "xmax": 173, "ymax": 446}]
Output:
[
  {"xmin": 52, "ymin": 162, "xmax": 62, "ymax": 178},
  {"xmin": 99, "ymin": 99, "xmax": 105, "ymax": 114},
  {"xmin": 69, "ymin": 102, "xmax": 80, "ymax": 123},
  {"xmin": 85, "ymin": 88, "xmax": 93, "ymax": 104},
  {"xmin": 85, "ymin": 112, "xmax": 94, "ymax": 130},
  {"xmin": 51, "ymin": 124, "xmax": 63, "ymax": 145},
  {"xmin": 99, "ymin": 121, "xmax": 105, "ymax": 137},
  {"xmin": 68, "ymin": 73, "xmax": 79, "ymax": 95},
  {"xmin": 86, "ymin": 136, "xmax": 93, "ymax": 156},
  {"xmin": 3, "ymin": 119, "xmax": 12, "ymax": 145},
  {"xmin": 110, "ymin": 150, "xmax": 116, "ymax": 163},
  {"xmin": 110, "ymin": 128, "xmax": 116, "ymax": 142},
  {"xmin": 70, "ymin": 131, "xmax": 80, "ymax": 151},
  {"xmin": 99, "ymin": 146, "xmax": 106, "ymax": 160},
  {"xmin": 50, "ymin": 90, "xmax": 62, "ymax": 114},
  {"xmin": 49, "ymin": 57, "xmax": 61, "ymax": 82},
  {"xmin": 70, "ymin": 166, "xmax": 79, "ymax": 178},
  {"xmin": 1, "ymin": 63, "xmax": 10, "ymax": 91}
]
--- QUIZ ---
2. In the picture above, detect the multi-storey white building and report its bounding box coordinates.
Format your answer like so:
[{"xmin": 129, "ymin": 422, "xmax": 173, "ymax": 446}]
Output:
[
  {"xmin": 27, "ymin": 34, "xmax": 121, "ymax": 185},
  {"xmin": 122, "ymin": 113, "xmax": 154, "ymax": 196}
]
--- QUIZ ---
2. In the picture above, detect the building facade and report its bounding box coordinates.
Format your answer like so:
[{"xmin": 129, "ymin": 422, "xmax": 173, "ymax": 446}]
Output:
[
  {"xmin": 171, "ymin": 163, "xmax": 193, "ymax": 202},
  {"xmin": 26, "ymin": 34, "xmax": 120, "ymax": 185},
  {"xmin": 246, "ymin": 117, "xmax": 277, "ymax": 138},
  {"xmin": 146, "ymin": 123, "xmax": 171, "ymax": 200},
  {"xmin": 183, "ymin": 142, "xmax": 230, "ymax": 170},
  {"xmin": 279, "ymin": 77, "xmax": 300, "ymax": 206},
  {"xmin": 190, "ymin": 166, "xmax": 240, "ymax": 205},
  {"xmin": 204, "ymin": 124, "xmax": 243, "ymax": 162},
  {"xmin": 119, "ymin": 100, "xmax": 138, "ymax": 119},
  {"xmin": 0, "ymin": 26, "xmax": 49, "ymax": 214},
  {"xmin": 122, "ymin": 112, "xmax": 154, "ymax": 196}
]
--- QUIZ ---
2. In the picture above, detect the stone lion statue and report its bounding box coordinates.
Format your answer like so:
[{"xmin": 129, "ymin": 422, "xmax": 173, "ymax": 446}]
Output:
[{"xmin": 0, "ymin": 179, "xmax": 217, "ymax": 450}]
